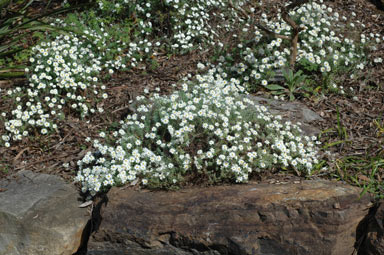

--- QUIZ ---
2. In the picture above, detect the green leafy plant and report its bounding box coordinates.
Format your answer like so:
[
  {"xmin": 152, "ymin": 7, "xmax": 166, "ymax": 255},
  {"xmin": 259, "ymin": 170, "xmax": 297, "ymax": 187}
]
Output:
[
  {"xmin": 374, "ymin": 119, "xmax": 384, "ymax": 138},
  {"xmin": 282, "ymin": 69, "xmax": 307, "ymax": 101},
  {"xmin": 263, "ymin": 69, "xmax": 309, "ymax": 101},
  {"xmin": 0, "ymin": 161, "xmax": 10, "ymax": 174}
]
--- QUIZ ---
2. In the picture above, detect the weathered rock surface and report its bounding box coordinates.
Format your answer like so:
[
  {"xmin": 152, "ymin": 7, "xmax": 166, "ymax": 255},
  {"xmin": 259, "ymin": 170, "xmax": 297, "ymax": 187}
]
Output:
[
  {"xmin": 0, "ymin": 170, "xmax": 89, "ymax": 255},
  {"xmin": 247, "ymin": 95, "xmax": 323, "ymax": 136},
  {"xmin": 357, "ymin": 202, "xmax": 384, "ymax": 255},
  {"xmin": 88, "ymin": 180, "xmax": 371, "ymax": 255}
]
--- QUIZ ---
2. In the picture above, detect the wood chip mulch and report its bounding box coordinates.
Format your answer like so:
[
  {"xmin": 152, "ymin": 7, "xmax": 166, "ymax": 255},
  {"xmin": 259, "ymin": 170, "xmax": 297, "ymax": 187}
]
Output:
[{"xmin": 0, "ymin": 0, "xmax": 383, "ymax": 190}]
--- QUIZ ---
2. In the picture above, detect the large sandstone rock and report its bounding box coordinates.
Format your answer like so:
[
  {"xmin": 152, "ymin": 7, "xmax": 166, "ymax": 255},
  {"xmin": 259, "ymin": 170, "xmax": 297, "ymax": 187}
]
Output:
[
  {"xmin": 0, "ymin": 170, "xmax": 89, "ymax": 255},
  {"xmin": 88, "ymin": 180, "xmax": 371, "ymax": 255}
]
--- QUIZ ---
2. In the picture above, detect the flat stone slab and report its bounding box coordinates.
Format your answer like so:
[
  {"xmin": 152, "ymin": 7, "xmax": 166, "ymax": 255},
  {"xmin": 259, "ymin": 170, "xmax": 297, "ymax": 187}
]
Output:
[
  {"xmin": 88, "ymin": 180, "xmax": 371, "ymax": 255},
  {"xmin": 246, "ymin": 95, "xmax": 323, "ymax": 136},
  {"xmin": 0, "ymin": 170, "xmax": 89, "ymax": 255}
]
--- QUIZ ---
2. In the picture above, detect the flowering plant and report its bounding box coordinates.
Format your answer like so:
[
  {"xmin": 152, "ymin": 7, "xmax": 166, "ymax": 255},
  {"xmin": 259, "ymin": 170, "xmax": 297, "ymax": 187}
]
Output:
[
  {"xmin": 94, "ymin": 0, "xmax": 244, "ymax": 53},
  {"xmin": 1, "ymin": 24, "xmax": 128, "ymax": 146},
  {"xmin": 76, "ymin": 69, "xmax": 320, "ymax": 194},
  {"xmin": 214, "ymin": 0, "xmax": 381, "ymax": 95}
]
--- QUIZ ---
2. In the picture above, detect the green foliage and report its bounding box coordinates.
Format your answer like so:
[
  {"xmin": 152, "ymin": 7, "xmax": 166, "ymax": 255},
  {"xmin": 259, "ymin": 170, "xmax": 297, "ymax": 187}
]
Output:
[
  {"xmin": 0, "ymin": 155, "xmax": 10, "ymax": 174},
  {"xmin": 59, "ymin": 10, "xmax": 136, "ymax": 67},
  {"xmin": 264, "ymin": 69, "xmax": 311, "ymax": 101},
  {"xmin": 374, "ymin": 119, "xmax": 384, "ymax": 137},
  {"xmin": 283, "ymin": 69, "xmax": 308, "ymax": 101}
]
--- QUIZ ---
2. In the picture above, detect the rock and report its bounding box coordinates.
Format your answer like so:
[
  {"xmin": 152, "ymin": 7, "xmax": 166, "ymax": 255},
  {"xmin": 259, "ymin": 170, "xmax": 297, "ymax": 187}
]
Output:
[
  {"xmin": 88, "ymin": 180, "xmax": 371, "ymax": 255},
  {"xmin": 0, "ymin": 170, "xmax": 89, "ymax": 255},
  {"xmin": 246, "ymin": 95, "xmax": 323, "ymax": 136},
  {"xmin": 357, "ymin": 202, "xmax": 384, "ymax": 255}
]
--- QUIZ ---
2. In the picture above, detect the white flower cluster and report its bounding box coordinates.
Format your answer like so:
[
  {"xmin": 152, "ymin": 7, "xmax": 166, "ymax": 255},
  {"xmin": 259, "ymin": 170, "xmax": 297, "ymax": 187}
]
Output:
[
  {"xmin": 94, "ymin": 0, "xmax": 245, "ymax": 52},
  {"xmin": 2, "ymin": 33, "xmax": 109, "ymax": 146},
  {"xmin": 76, "ymin": 69, "xmax": 320, "ymax": 195},
  {"xmin": 218, "ymin": 0, "xmax": 379, "ymax": 90},
  {"xmin": 0, "ymin": 0, "xmax": 248, "ymax": 147},
  {"xmin": 52, "ymin": 18, "xmax": 132, "ymax": 69}
]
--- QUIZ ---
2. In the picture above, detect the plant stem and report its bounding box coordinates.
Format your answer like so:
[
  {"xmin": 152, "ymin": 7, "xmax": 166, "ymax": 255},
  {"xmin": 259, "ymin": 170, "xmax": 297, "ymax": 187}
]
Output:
[
  {"xmin": 281, "ymin": 0, "xmax": 309, "ymax": 69},
  {"xmin": 0, "ymin": 71, "xmax": 25, "ymax": 78}
]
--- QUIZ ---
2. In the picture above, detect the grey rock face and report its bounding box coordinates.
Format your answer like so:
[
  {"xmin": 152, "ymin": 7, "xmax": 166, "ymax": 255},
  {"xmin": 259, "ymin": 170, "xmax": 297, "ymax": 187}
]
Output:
[
  {"xmin": 88, "ymin": 180, "xmax": 371, "ymax": 255},
  {"xmin": 0, "ymin": 170, "xmax": 89, "ymax": 255},
  {"xmin": 246, "ymin": 95, "xmax": 323, "ymax": 136}
]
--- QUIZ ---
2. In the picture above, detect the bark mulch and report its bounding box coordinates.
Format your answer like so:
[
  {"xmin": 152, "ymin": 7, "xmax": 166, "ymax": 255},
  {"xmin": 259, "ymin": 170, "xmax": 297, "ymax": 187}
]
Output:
[{"xmin": 0, "ymin": 0, "xmax": 383, "ymax": 193}]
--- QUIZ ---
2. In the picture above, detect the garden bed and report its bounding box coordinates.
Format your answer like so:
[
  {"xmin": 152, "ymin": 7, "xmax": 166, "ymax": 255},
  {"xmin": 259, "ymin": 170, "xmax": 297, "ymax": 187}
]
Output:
[{"xmin": 0, "ymin": 0, "xmax": 383, "ymax": 199}]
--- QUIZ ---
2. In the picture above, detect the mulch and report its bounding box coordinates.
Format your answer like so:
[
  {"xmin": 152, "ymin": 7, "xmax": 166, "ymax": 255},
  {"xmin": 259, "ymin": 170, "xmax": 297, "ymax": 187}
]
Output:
[{"xmin": 0, "ymin": 0, "xmax": 383, "ymax": 190}]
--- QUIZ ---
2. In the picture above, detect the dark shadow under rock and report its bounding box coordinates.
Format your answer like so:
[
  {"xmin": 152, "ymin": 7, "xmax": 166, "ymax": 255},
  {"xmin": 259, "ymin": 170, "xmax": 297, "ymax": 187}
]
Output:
[{"xmin": 356, "ymin": 201, "xmax": 384, "ymax": 255}]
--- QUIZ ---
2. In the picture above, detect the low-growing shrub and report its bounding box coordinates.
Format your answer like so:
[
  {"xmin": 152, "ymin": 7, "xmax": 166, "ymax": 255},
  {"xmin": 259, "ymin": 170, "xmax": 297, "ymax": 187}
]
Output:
[
  {"xmin": 61, "ymin": 11, "xmax": 153, "ymax": 69},
  {"xmin": 213, "ymin": 0, "xmax": 382, "ymax": 96},
  {"xmin": 0, "ymin": 0, "xmax": 86, "ymax": 75},
  {"xmin": 76, "ymin": 69, "xmax": 321, "ymax": 195},
  {"xmin": 1, "ymin": 28, "xmax": 125, "ymax": 146},
  {"xmin": 93, "ymin": 0, "xmax": 245, "ymax": 53},
  {"xmin": 0, "ymin": 0, "xmax": 245, "ymax": 147}
]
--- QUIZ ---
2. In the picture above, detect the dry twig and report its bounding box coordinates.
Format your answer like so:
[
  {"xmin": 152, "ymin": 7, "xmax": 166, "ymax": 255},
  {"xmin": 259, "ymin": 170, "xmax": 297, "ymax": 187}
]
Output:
[
  {"xmin": 282, "ymin": 0, "xmax": 310, "ymax": 68},
  {"xmin": 228, "ymin": 0, "xmax": 310, "ymax": 69}
]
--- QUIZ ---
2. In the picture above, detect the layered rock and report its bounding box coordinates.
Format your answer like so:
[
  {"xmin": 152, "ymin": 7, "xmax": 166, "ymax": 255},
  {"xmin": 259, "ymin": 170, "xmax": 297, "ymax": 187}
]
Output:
[
  {"xmin": 0, "ymin": 170, "xmax": 89, "ymax": 255},
  {"xmin": 88, "ymin": 180, "xmax": 371, "ymax": 255}
]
